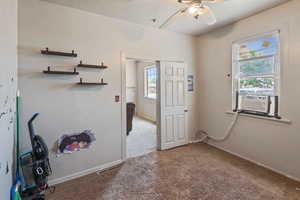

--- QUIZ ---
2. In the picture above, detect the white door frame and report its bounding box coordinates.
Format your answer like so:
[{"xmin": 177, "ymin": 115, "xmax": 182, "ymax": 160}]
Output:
[{"xmin": 120, "ymin": 52, "xmax": 187, "ymax": 160}]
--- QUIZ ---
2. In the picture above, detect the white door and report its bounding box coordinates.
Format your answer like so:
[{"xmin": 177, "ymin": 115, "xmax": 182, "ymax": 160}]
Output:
[{"xmin": 157, "ymin": 61, "xmax": 187, "ymax": 150}]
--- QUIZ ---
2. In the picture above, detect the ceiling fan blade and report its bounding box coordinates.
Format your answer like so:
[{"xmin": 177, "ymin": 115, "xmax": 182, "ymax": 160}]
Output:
[
  {"xmin": 159, "ymin": 7, "xmax": 188, "ymax": 29},
  {"xmin": 197, "ymin": 5, "xmax": 216, "ymax": 25}
]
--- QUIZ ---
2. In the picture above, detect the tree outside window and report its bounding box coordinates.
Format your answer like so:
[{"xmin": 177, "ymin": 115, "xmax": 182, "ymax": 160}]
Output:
[
  {"xmin": 144, "ymin": 67, "xmax": 157, "ymax": 99},
  {"xmin": 233, "ymin": 32, "xmax": 280, "ymax": 96}
]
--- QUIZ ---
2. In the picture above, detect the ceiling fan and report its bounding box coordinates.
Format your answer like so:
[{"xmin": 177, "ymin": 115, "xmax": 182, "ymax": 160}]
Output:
[{"xmin": 159, "ymin": 0, "xmax": 226, "ymax": 29}]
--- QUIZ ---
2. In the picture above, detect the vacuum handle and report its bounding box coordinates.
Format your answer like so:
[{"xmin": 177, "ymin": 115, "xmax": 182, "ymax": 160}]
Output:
[{"xmin": 28, "ymin": 113, "xmax": 39, "ymax": 145}]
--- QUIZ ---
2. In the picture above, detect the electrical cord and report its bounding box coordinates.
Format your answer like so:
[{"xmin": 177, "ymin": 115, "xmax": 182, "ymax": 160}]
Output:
[{"xmin": 199, "ymin": 111, "xmax": 240, "ymax": 142}]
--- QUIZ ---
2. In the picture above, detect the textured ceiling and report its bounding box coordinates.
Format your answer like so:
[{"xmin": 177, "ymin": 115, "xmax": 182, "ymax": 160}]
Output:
[{"xmin": 42, "ymin": 0, "xmax": 290, "ymax": 36}]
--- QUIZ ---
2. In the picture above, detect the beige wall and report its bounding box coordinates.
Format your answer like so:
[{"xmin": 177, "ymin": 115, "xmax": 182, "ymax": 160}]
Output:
[
  {"xmin": 196, "ymin": 0, "xmax": 300, "ymax": 180},
  {"xmin": 125, "ymin": 60, "xmax": 137, "ymax": 104},
  {"xmin": 18, "ymin": 0, "xmax": 198, "ymax": 184},
  {"xmin": 0, "ymin": 0, "xmax": 17, "ymax": 198}
]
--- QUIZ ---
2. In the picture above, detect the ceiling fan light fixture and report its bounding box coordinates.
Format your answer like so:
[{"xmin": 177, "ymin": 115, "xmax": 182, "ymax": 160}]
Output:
[
  {"xmin": 188, "ymin": 5, "xmax": 198, "ymax": 15},
  {"xmin": 196, "ymin": 7, "xmax": 206, "ymax": 15},
  {"xmin": 160, "ymin": 0, "xmax": 220, "ymax": 29},
  {"xmin": 189, "ymin": 5, "xmax": 206, "ymax": 16},
  {"xmin": 202, "ymin": 0, "xmax": 224, "ymax": 3}
]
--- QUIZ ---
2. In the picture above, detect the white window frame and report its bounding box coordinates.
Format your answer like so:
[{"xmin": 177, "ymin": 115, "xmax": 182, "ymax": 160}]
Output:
[
  {"xmin": 232, "ymin": 31, "xmax": 281, "ymax": 111},
  {"xmin": 144, "ymin": 66, "xmax": 157, "ymax": 100}
]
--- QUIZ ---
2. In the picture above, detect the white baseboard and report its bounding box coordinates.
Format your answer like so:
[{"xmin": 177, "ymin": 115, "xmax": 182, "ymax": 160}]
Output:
[
  {"xmin": 136, "ymin": 114, "xmax": 156, "ymax": 124},
  {"xmin": 206, "ymin": 142, "xmax": 300, "ymax": 183},
  {"xmin": 189, "ymin": 136, "xmax": 208, "ymax": 144},
  {"xmin": 49, "ymin": 144, "xmax": 300, "ymax": 186},
  {"xmin": 48, "ymin": 159, "xmax": 123, "ymax": 186}
]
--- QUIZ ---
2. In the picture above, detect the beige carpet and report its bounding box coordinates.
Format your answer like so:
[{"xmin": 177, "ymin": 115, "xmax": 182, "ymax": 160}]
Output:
[
  {"xmin": 126, "ymin": 116, "xmax": 157, "ymax": 158},
  {"xmin": 47, "ymin": 143, "xmax": 300, "ymax": 200}
]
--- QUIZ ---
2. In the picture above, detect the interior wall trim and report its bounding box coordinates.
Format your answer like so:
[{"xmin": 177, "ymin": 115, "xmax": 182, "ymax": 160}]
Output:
[
  {"xmin": 48, "ymin": 159, "xmax": 123, "ymax": 186},
  {"xmin": 136, "ymin": 114, "xmax": 156, "ymax": 124}
]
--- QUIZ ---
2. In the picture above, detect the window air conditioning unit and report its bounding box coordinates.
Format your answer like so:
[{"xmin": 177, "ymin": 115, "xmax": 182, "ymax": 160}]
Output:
[
  {"xmin": 233, "ymin": 92, "xmax": 280, "ymax": 119},
  {"xmin": 240, "ymin": 95, "xmax": 270, "ymax": 113}
]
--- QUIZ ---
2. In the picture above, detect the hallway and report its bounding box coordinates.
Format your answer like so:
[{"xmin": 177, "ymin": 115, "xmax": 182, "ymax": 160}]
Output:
[{"xmin": 126, "ymin": 116, "xmax": 157, "ymax": 158}]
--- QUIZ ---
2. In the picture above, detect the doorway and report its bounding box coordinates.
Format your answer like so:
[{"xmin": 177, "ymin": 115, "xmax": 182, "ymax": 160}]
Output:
[
  {"xmin": 121, "ymin": 55, "xmax": 189, "ymax": 160},
  {"xmin": 124, "ymin": 59, "xmax": 158, "ymax": 158}
]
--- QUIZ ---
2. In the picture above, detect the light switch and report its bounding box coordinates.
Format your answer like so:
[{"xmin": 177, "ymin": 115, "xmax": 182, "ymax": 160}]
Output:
[{"xmin": 115, "ymin": 95, "xmax": 120, "ymax": 102}]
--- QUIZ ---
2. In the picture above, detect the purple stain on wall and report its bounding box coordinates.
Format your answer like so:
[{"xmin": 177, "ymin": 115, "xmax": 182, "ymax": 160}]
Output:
[
  {"xmin": 0, "ymin": 112, "xmax": 7, "ymax": 119},
  {"xmin": 57, "ymin": 130, "xmax": 96, "ymax": 155}
]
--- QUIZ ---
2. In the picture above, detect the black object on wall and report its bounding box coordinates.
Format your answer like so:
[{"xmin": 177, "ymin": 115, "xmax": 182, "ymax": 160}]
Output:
[
  {"xmin": 77, "ymin": 61, "xmax": 108, "ymax": 69},
  {"xmin": 41, "ymin": 48, "xmax": 77, "ymax": 57},
  {"xmin": 274, "ymin": 96, "xmax": 281, "ymax": 119},
  {"xmin": 126, "ymin": 103, "xmax": 136, "ymax": 135},
  {"xmin": 43, "ymin": 66, "xmax": 79, "ymax": 75},
  {"xmin": 77, "ymin": 78, "xmax": 108, "ymax": 85}
]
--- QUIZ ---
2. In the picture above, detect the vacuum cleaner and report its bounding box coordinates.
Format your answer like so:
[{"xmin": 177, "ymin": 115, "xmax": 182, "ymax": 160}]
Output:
[
  {"xmin": 11, "ymin": 112, "xmax": 52, "ymax": 200},
  {"xmin": 19, "ymin": 113, "xmax": 52, "ymax": 200},
  {"xmin": 11, "ymin": 93, "xmax": 52, "ymax": 200}
]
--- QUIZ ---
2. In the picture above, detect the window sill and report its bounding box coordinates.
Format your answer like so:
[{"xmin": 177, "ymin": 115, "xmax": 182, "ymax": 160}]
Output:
[{"xmin": 225, "ymin": 111, "xmax": 292, "ymax": 124}]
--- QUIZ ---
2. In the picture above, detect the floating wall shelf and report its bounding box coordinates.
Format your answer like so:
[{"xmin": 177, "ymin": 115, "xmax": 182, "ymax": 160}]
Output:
[
  {"xmin": 43, "ymin": 67, "xmax": 79, "ymax": 75},
  {"xmin": 41, "ymin": 48, "xmax": 77, "ymax": 57},
  {"xmin": 77, "ymin": 78, "xmax": 108, "ymax": 86},
  {"xmin": 77, "ymin": 61, "xmax": 108, "ymax": 69}
]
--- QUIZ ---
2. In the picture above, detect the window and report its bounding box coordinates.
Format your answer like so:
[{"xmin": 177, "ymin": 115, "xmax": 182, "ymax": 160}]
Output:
[
  {"xmin": 232, "ymin": 31, "xmax": 280, "ymax": 114},
  {"xmin": 144, "ymin": 66, "xmax": 157, "ymax": 99}
]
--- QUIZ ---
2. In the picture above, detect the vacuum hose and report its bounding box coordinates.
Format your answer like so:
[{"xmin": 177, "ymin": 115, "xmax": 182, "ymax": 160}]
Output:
[
  {"xmin": 200, "ymin": 111, "xmax": 240, "ymax": 142},
  {"xmin": 28, "ymin": 113, "xmax": 39, "ymax": 146}
]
